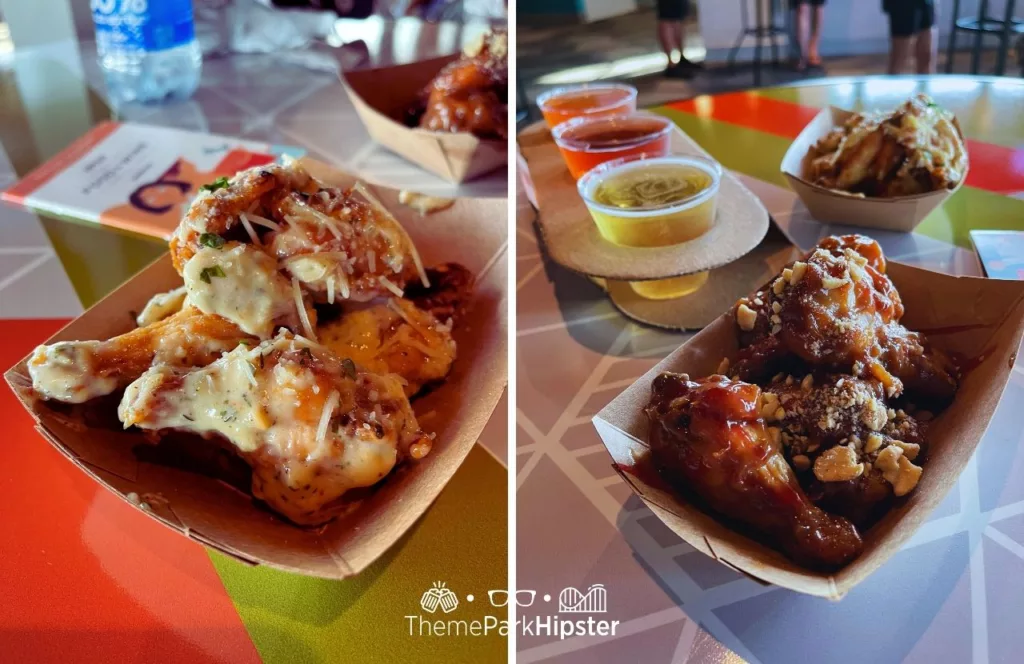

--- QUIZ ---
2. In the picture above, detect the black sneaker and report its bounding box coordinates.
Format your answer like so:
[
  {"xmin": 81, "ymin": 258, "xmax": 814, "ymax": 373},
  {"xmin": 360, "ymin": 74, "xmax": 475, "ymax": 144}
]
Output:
[{"xmin": 664, "ymin": 62, "xmax": 696, "ymax": 79}]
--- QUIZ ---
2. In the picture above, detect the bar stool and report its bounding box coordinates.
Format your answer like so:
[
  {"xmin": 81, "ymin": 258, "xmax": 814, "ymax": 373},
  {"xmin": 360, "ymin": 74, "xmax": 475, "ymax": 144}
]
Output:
[
  {"xmin": 727, "ymin": 0, "xmax": 788, "ymax": 86},
  {"xmin": 945, "ymin": 0, "xmax": 1024, "ymax": 75}
]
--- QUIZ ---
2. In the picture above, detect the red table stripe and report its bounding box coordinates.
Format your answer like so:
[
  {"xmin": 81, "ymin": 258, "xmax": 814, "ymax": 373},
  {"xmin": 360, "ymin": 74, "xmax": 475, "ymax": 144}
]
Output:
[
  {"xmin": 0, "ymin": 319, "xmax": 260, "ymax": 664},
  {"xmin": 665, "ymin": 92, "xmax": 1024, "ymax": 195}
]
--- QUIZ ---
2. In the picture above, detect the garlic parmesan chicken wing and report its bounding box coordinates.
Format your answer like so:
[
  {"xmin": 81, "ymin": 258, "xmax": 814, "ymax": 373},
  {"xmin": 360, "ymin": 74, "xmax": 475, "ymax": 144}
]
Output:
[
  {"xmin": 646, "ymin": 373, "xmax": 863, "ymax": 570},
  {"xmin": 805, "ymin": 94, "xmax": 967, "ymax": 197},
  {"xmin": 29, "ymin": 307, "xmax": 253, "ymax": 404},
  {"xmin": 732, "ymin": 235, "xmax": 959, "ymax": 407},
  {"xmin": 171, "ymin": 162, "xmax": 428, "ymax": 313},
  {"xmin": 267, "ymin": 182, "xmax": 426, "ymax": 303},
  {"xmin": 119, "ymin": 331, "xmax": 431, "ymax": 526}
]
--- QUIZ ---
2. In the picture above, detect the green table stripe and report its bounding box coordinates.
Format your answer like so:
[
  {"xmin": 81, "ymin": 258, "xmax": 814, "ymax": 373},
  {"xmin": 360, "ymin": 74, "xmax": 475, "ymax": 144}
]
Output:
[{"xmin": 211, "ymin": 445, "xmax": 508, "ymax": 664}]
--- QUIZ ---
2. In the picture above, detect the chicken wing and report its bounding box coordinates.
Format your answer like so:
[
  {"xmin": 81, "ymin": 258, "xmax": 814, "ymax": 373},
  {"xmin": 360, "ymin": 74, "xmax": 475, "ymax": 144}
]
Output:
[
  {"xmin": 29, "ymin": 306, "xmax": 253, "ymax": 403},
  {"xmin": 119, "ymin": 331, "xmax": 431, "ymax": 526},
  {"xmin": 170, "ymin": 162, "xmax": 313, "ymax": 273},
  {"xmin": 760, "ymin": 372, "xmax": 928, "ymax": 527},
  {"xmin": 645, "ymin": 372, "xmax": 863, "ymax": 570},
  {"xmin": 731, "ymin": 235, "xmax": 959, "ymax": 406},
  {"xmin": 418, "ymin": 30, "xmax": 507, "ymax": 140},
  {"xmin": 183, "ymin": 241, "xmax": 316, "ymax": 340},
  {"xmin": 267, "ymin": 182, "xmax": 426, "ymax": 303},
  {"xmin": 320, "ymin": 299, "xmax": 456, "ymax": 397},
  {"xmin": 805, "ymin": 94, "xmax": 967, "ymax": 197}
]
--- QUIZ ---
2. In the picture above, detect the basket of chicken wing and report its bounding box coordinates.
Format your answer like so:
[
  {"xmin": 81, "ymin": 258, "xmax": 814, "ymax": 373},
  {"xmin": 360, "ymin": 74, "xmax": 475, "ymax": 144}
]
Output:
[{"xmin": 593, "ymin": 234, "xmax": 1024, "ymax": 597}]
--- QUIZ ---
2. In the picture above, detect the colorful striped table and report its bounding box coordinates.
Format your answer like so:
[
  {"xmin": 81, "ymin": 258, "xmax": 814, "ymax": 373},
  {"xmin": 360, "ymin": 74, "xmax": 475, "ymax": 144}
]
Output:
[
  {"xmin": 517, "ymin": 76, "xmax": 1024, "ymax": 664},
  {"xmin": 0, "ymin": 41, "xmax": 507, "ymax": 663}
]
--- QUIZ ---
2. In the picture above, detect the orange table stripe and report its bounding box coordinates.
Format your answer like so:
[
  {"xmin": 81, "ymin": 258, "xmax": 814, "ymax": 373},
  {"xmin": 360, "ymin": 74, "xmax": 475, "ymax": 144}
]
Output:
[
  {"xmin": 0, "ymin": 319, "xmax": 261, "ymax": 664},
  {"xmin": 666, "ymin": 92, "xmax": 1024, "ymax": 195}
]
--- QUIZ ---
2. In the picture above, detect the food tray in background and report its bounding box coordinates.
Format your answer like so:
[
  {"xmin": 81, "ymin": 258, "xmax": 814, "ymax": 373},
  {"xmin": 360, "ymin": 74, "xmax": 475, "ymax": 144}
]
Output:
[
  {"xmin": 342, "ymin": 56, "xmax": 507, "ymax": 184},
  {"xmin": 781, "ymin": 106, "xmax": 967, "ymax": 233}
]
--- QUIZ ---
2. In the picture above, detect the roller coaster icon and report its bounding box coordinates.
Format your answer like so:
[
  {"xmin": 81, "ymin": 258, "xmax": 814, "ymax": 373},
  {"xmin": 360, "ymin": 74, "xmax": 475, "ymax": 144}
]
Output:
[{"xmin": 557, "ymin": 584, "xmax": 607, "ymax": 614}]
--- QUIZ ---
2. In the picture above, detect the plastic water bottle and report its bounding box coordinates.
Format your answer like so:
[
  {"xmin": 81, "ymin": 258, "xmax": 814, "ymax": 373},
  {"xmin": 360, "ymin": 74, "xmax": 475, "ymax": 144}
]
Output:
[{"xmin": 91, "ymin": 0, "xmax": 203, "ymax": 104}]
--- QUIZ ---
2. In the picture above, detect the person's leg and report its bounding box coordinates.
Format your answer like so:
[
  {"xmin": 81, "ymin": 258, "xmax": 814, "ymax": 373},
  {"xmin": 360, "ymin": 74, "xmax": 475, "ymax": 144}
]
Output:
[
  {"xmin": 795, "ymin": 2, "xmax": 810, "ymax": 68},
  {"xmin": 889, "ymin": 36, "xmax": 914, "ymax": 74},
  {"xmin": 887, "ymin": 0, "xmax": 915, "ymax": 73},
  {"xmin": 658, "ymin": 20, "xmax": 678, "ymax": 64},
  {"xmin": 914, "ymin": 2, "xmax": 938, "ymax": 73},
  {"xmin": 808, "ymin": 2, "xmax": 825, "ymax": 65},
  {"xmin": 915, "ymin": 26, "xmax": 937, "ymax": 73}
]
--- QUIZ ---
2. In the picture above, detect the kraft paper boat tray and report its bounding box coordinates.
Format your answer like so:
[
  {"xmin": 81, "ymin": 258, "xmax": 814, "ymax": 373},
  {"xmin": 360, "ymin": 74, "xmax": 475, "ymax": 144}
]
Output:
[
  {"xmin": 342, "ymin": 54, "xmax": 507, "ymax": 184},
  {"xmin": 781, "ymin": 106, "xmax": 967, "ymax": 233},
  {"xmin": 4, "ymin": 159, "xmax": 508, "ymax": 580},
  {"xmin": 593, "ymin": 262, "xmax": 1024, "ymax": 598}
]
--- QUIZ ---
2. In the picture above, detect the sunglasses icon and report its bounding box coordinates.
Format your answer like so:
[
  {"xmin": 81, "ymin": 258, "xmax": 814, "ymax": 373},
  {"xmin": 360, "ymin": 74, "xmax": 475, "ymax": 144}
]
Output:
[{"xmin": 488, "ymin": 590, "xmax": 536, "ymax": 607}]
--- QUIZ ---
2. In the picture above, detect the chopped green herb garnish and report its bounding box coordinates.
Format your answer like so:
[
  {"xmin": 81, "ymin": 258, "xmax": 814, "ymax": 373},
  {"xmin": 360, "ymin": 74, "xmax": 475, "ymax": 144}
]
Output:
[
  {"xmin": 200, "ymin": 176, "xmax": 230, "ymax": 192},
  {"xmin": 342, "ymin": 358, "xmax": 357, "ymax": 380},
  {"xmin": 199, "ymin": 265, "xmax": 226, "ymax": 284},
  {"xmin": 199, "ymin": 232, "xmax": 225, "ymax": 249}
]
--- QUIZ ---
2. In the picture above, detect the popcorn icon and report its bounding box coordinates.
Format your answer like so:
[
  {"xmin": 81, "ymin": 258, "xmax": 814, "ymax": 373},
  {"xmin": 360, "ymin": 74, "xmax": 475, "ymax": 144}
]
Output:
[{"xmin": 420, "ymin": 581, "xmax": 459, "ymax": 614}]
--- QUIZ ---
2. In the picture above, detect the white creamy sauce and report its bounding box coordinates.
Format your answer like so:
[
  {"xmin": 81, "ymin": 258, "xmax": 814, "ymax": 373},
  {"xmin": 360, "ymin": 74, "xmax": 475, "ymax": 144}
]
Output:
[
  {"xmin": 29, "ymin": 341, "xmax": 118, "ymax": 403},
  {"xmin": 136, "ymin": 286, "xmax": 187, "ymax": 327},
  {"xmin": 183, "ymin": 244, "xmax": 294, "ymax": 339},
  {"xmin": 118, "ymin": 338, "xmax": 406, "ymax": 523}
]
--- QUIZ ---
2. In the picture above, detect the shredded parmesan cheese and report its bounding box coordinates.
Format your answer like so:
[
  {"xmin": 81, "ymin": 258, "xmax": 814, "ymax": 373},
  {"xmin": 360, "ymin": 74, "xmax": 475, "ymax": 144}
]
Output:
[
  {"xmin": 378, "ymin": 276, "xmax": 404, "ymax": 298},
  {"xmin": 326, "ymin": 276, "xmax": 335, "ymax": 305},
  {"xmin": 241, "ymin": 358, "xmax": 258, "ymax": 386},
  {"xmin": 354, "ymin": 182, "xmax": 429, "ymax": 288},
  {"xmin": 315, "ymin": 390, "xmax": 340, "ymax": 445},
  {"xmin": 292, "ymin": 277, "xmax": 317, "ymax": 341},
  {"xmin": 294, "ymin": 198, "xmax": 342, "ymax": 240},
  {"xmin": 245, "ymin": 212, "xmax": 281, "ymax": 232},
  {"xmin": 239, "ymin": 213, "xmax": 261, "ymax": 245}
]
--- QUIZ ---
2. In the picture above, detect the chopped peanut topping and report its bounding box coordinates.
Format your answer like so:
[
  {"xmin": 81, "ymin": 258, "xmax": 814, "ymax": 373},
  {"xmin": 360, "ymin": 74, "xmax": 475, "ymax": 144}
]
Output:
[
  {"xmin": 773, "ymin": 278, "xmax": 785, "ymax": 296},
  {"xmin": 893, "ymin": 440, "xmax": 920, "ymax": 461},
  {"xmin": 864, "ymin": 432, "xmax": 884, "ymax": 454},
  {"xmin": 814, "ymin": 446, "xmax": 865, "ymax": 482},
  {"xmin": 801, "ymin": 374, "xmax": 814, "ymax": 391},
  {"xmin": 736, "ymin": 304, "xmax": 757, "ymax": 331},
  {"xmin": 891, "ymin": 456, "xmax": 923, "ymax": 496},
  {"xmin": 821, "ymin": 274, "xmax": 850, "ymax": 290},
  {"xmin": 792, "ymin": 454, "xmax": 811, "ymax": 471},
  {"xmin": 790, "ymin": 261, "xmax": 807, "ymax": 284}
]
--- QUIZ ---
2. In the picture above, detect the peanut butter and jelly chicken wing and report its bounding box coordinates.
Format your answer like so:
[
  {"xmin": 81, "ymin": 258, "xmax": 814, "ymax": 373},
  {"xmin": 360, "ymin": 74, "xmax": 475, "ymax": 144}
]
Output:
[
  {"xmin": 419, "ymin": 30, "xmax": 507, "ymax": 140},
  {"xmin": 732, "ymin": 235, "xmax": 958, "ymax": 406},
  {"xmin": 645, "ymin": 373, "xmax": 863, "ymax": 570}
]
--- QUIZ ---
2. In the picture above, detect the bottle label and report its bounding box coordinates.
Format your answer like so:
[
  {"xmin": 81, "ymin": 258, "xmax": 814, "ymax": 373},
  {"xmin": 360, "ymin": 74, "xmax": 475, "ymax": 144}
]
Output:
[{"xmin": 91, "ymin": 0, "xmax": 195, "ymax": 53}]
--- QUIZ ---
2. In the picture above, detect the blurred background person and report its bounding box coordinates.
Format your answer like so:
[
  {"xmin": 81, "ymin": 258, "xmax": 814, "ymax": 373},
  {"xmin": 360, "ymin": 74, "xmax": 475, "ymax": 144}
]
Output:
[
  {"xmin": 791, "ymin": 0, "xmax": 826, "ymax": 71},
  {"xmin": 883, "ymin": 0, "xmax": 937, "ymax": 73},
  {"xmin": 658, "ymin": 0, "xmax": 702, "ymax": 78}
]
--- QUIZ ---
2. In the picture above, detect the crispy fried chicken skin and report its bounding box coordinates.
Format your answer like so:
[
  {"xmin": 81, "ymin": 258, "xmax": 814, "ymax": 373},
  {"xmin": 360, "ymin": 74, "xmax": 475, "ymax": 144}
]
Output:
[
  {"xmin": 417, "ymin": 30, "xmax": 507, "ymax": 140},
  {"xmin": 732, "ymin": 234, "xmax": 959, "ymax": 407},
  {"xmin": 645, "ymin": 373, "xmax": 863, "ymax": 570}
]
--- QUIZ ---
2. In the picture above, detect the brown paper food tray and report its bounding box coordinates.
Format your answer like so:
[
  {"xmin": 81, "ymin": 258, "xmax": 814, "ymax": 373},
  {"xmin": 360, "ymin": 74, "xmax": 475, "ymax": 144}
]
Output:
[
  {"xmin": 517, "ymin": 121, "xmax": 769, "ymax": 281},
  {"xmin": 593, "ymin": 262, "xmax": 1024, "ymax": 598},
  {"xmin": 341, "ymin": 55, "xmax": 507, "ymax": 184},
  {"xmin": 4, "ymin": 158, "xmax": 508, "ymax": 579},
  {"xmin": 780, "ymin": 106, "xmax": 967, "ymax": 233}
]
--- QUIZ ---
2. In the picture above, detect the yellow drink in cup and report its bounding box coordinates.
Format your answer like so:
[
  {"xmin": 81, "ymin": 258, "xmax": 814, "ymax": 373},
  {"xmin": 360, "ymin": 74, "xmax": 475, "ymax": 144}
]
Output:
[{"xmin": 577, "ymin": 155, "xmax": 722, "ymax": 299}]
